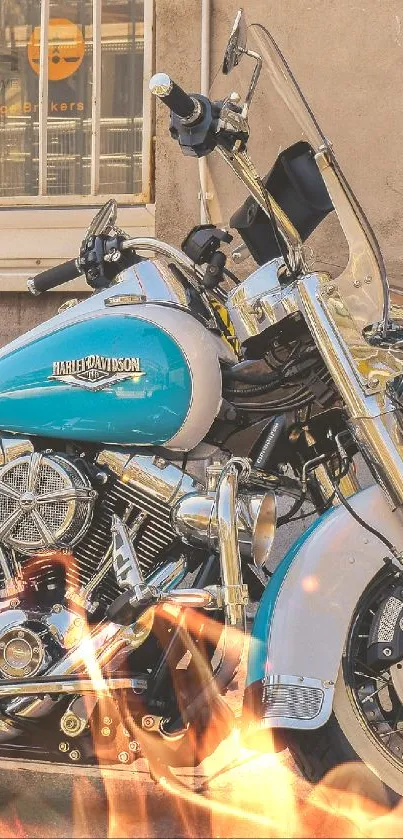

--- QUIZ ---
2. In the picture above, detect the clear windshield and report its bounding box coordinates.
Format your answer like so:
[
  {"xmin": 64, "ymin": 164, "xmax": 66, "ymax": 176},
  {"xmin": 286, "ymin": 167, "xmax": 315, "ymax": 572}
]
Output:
[{"xmin": 208, "ymin": 18, "xmax": 389, "ymax": 332}]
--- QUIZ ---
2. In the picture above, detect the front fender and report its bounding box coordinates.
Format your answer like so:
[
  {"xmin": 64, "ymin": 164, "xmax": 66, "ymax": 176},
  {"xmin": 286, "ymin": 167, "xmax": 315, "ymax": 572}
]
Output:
[{"xmin": 243, "ymin": 485, "xmax": 403, "ymax": 734}]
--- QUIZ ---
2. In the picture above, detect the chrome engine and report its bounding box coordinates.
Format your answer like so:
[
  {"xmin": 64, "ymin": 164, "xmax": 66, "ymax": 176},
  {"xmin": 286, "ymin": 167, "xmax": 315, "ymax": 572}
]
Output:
[
  {"xmin": 0, "ymin": 437, "xmax": 277, "ymax": 755},
  {"xmin": 0, "ymin": 439, "xmax": 195, "ymax": 611}
]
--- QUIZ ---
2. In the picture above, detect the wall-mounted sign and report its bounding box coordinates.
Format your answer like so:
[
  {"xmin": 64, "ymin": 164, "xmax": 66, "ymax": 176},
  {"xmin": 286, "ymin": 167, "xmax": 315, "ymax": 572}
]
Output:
[{"xmin": 27, "ymin": 18, "xmax": 85, "ymax": 81}]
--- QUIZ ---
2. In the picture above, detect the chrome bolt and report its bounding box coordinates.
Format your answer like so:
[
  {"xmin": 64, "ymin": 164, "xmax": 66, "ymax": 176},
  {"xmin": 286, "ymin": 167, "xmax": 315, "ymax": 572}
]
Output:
[
  {"xmin": 142, "ymin": 715, "xmax": 155, "ymax": 729},
  {"xmin": 383, "ymin": 647, "xmax": 392, "ymax": 657},
  {"xmin": 17, "ymin": 631, "xmax": 24, "ymax": 639},
  {"xmin": 59, "ymin": 742, "xmax": 69, "ymax": 753},
  {"xmin": 353, "ymin": 279, "xmax": 361, "ymax": 288},
  {"xmin": 103, "ymin": 716, "xmax": 112, "ymax": 725},
  {"xmin": 364, "ymin": 275, "xmax": 372, "ymax": 284},
  {"xmin": 129, "ymin": 741, "xmax": 140, "ymax": 753},
  {"xmin": 118, "ymin": 751, "xmax": 130, "ymax": 764},
  {"xmin": 101, "ymin": 726, "xmax": 111, "ymax": 737},
  {"xmin": 52, "ymin": 604, "xmax": 63, "ymax": 614},
  {"xmin": 69, "ymin": 750, "xmax": 81, "ymax": 762},
  {"xmin": 63, "ymin": 714, "xmax": 81, "ymax": 734},
  {"xmin": 9, "ymin": 599, "xmax": 19, "ymax": 609}
]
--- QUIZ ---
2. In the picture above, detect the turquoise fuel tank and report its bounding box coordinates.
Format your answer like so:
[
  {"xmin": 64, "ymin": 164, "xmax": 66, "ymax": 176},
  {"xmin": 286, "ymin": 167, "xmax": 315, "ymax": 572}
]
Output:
[{"xmin": 0, "ymin": 286, "xmax": 233, "ymax": 450}]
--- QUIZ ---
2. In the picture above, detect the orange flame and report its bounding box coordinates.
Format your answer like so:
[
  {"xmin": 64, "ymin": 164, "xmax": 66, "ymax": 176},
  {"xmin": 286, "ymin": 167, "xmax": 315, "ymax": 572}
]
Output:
[{"xmin": 2, "ymin": 584, "xmax": 403, "ymax": 837}]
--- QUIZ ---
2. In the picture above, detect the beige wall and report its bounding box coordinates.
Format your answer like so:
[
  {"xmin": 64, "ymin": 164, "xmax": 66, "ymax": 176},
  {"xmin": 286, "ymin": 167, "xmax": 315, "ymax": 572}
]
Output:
[
  {"xmin": 155, "ymin": 0, "xmax": 403, "ymax": 289},
  {"xmin": 3, "ymin": 0, "xmax": 403, "ymax": 345}
]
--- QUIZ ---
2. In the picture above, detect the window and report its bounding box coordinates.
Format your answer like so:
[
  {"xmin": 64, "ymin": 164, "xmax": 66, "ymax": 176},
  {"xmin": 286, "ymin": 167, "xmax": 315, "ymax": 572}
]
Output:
[{"xmin": 0, "ymin": 0, "xmax": 153, "ymax": 204}]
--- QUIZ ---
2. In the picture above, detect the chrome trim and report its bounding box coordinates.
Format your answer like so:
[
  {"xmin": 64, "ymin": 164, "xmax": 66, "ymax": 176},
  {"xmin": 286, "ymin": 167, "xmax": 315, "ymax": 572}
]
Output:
[
  {"xmin": 96, "ymin": 451, "xmax": 201, "ymax": 505},
  {"xmin": 104, "ymin": 294, "xmax": 147, "ymax": 307},
  {"xmin": 149, "ymin": 72, "xmax": 173, "ymax": 98},
  {"xmin": 172, "ymin": 489, "xmax": 277, "ymax": 568},
  {"xmin": 112, "ymin": 514, "xmax": 146, "ymax": 594},
  {"xmin": 258, "ymin": 674, "xmax": 333, "ymax": 731},
  {"xmin": 121, "ymin": 238, "xmax": 205, "ymax": 285},
  {"xmin": 0, "ymin": 676, "xmax": 145, "ymax": 700},
  {"xmin": 0, "ymin": 437, "xmax": 34, "ymax": 467},
  {"xmin": 216, "ymin": 459, "xmax": 250, "ymax": 627},
  {"xmin": 147, "ymin": 557, "xmax": 187, "ymax": 590},
  {"xmin": 181, "ymin": 99, "xmax": 203, "ymax": 125},
  {"xmin": 27, "ymin": 278, "xmax": 41, "ymax": 296},
  {"xmin": 297, "ymin": 273, "xmax": 403, "ymax": 510},
  {"xmin": 226, "ymin": 258, "xmax": 299, "ymax": 343}
]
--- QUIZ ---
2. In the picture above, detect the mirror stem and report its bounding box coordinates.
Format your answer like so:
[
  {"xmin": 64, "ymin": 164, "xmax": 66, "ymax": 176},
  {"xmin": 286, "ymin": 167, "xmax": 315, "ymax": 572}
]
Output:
[{"xmin": 241, "ymin": 50, "xmax": 263, "ymax": 118}]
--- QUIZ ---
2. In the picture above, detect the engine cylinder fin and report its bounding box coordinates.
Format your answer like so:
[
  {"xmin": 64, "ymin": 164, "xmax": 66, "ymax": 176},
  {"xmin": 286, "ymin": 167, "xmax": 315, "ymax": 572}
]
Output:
[{"xmin": 66, "ymin": 474, "xmax": 178, "ymax": 608}]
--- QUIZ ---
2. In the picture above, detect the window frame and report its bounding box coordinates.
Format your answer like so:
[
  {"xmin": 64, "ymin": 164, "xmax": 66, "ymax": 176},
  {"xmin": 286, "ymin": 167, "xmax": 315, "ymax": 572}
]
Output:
[{"xmin": 0, "ymin": 0, "xmax": 155, "ymax": 207}]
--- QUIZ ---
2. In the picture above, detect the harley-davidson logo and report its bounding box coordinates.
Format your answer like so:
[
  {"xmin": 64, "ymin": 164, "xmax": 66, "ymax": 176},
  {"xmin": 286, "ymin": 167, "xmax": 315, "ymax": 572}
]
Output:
[{"xmin": 50, "ymin": 355, "xmax": 145, "ymax": 391}]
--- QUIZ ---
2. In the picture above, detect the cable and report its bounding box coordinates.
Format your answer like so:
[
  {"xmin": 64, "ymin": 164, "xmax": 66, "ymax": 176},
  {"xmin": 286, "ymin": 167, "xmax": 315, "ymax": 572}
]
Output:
[
  {"xmin": 224, "ymin": 383, "xmax": 280, "ymax": 398},
  {"xmin": 324, "ymin": 466, "xmax": 401, "ymax": 560},
  {"xmin": 231, "ymin": 395, "xmax": 314, "ymax": 413},
  {"xmin": 277, "ymin": 490, "xmax": 307, "ymax": 526}
]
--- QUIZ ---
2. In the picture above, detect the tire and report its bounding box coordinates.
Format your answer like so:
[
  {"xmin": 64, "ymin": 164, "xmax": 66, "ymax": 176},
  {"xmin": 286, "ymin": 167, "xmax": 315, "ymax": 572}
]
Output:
[
  {"xmin": 286, "ymin": 571, "xmax": 403, "ymax": 806},
  {"xmin": 286, "ymin": 680, "xmax": 399, "ymax": 807}
]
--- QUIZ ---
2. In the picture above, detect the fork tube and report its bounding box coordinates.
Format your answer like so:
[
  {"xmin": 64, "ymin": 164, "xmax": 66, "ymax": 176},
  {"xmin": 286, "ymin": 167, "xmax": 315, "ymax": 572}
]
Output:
[{"xmin": 297, "ymin": 274, "xmax": 403, "ymax": 512}]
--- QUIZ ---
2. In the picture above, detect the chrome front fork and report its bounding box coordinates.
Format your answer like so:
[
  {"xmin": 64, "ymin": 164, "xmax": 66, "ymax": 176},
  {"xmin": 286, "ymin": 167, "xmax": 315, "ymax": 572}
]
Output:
[{"xmin": 298, "ymin": 275, "xmax": 403, "ymax": 513}]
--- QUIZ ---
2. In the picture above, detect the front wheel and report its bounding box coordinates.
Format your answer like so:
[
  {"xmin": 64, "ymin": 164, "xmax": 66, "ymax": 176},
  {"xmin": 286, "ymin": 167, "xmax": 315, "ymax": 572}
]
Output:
[{"xmin": 287, "ymin": 569, "xmax": 403, "ymax": 805}]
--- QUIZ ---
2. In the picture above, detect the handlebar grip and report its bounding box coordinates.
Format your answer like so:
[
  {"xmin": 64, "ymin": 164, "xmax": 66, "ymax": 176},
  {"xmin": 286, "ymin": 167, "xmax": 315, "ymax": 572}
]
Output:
[
  {"xmin": 28, "ymin": 259, "xmax": 82, "ymax": 295},
  {"xmin": 149, "ymin": 73, "xmax": 199, "ymax": 121}
]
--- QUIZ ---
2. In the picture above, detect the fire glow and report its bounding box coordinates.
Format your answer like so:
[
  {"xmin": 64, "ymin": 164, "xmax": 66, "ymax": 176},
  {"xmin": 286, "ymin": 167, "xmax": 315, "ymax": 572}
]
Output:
[{"xmin": 1, "ymin": 560, "xmax": 403, "ymax": 838}]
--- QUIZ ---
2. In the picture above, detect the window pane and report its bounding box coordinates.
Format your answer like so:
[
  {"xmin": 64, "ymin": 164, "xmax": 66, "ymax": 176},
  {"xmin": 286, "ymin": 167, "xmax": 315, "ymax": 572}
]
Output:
[
  {"xmin": 0, "ymin": 1, "xmax": 40, "ymax": 196},
  {"xmin": 46, "ymin": 2, "xmax": 93, "ymax": 196},
  {"xmin": 0, "ymin": 0, "xmax": 145, "ymax": 198},
  {"xmin": 100, "ymin": 0, "xmax": 144, "ymax": 195}
]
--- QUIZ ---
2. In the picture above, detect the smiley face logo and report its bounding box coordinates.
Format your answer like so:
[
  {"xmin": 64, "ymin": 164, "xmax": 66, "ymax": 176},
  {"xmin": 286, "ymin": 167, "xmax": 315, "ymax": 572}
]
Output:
[{"xmin": 28, "ymin": 18, "xmax": 85, "ymax": 81}]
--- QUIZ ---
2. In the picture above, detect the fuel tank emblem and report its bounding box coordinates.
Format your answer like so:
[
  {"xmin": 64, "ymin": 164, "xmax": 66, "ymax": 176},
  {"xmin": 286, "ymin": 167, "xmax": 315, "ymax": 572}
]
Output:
[{"xmin": 50, "ymin": 355, "xmax": 145, "ymax": 391}]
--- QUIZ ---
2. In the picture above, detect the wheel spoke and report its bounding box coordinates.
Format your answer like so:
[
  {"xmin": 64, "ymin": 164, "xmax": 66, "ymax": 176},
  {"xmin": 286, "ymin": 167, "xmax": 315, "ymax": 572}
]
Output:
[
  {"xmin": 354, "ymin": 662, "xmax": 391, "ymax": 685},
  {"xmin": 378, "ymin": 728, "xmax": 403, "ymax": 738},
  {"xmin": 362, "ymin": 682, "xmax": 391, "ymax": 704}
]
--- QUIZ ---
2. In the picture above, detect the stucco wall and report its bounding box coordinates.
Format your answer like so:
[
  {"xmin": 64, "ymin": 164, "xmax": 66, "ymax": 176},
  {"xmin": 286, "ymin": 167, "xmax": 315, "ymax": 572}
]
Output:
[
  {"xmin": 4, "ymin": 1, "xmax": 403, "ymax": 346},
  {"xmin": 155, "ymin": 0, "xmax": 403, "ymax": 289}
]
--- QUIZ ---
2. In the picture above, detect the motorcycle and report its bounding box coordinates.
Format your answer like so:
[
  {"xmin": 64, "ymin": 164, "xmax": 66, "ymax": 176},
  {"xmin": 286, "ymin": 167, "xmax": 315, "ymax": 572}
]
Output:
[{"xmin": 0, "ymin": 6, "xmax": 402, "ymax": 803}]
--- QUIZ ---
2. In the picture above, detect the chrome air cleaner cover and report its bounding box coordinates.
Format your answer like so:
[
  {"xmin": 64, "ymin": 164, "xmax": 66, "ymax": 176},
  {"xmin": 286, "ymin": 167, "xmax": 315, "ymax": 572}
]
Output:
[{"xmin": 0, "ymin": 452, "xmax": 95, "ymax": 554}]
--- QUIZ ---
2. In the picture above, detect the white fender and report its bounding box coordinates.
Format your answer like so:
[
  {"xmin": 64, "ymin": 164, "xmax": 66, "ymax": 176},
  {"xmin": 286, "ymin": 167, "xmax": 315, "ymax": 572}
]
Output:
[{"xmin": 244, "ymin": 485, "xmax": 403, "ymax": 731}]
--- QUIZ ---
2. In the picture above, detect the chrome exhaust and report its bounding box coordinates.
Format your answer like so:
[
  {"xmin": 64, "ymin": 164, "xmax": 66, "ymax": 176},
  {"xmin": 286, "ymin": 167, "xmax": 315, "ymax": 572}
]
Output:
[{"xmin": 0, "ymin": 675, "xmax": 145, "ymax": 700}]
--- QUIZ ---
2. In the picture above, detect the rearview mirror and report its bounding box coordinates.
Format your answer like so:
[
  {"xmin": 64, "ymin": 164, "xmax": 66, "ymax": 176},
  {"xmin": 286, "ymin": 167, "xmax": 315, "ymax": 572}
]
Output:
[{"xmin": 222, "ymin": 9, "xmax": 247, "ymax": 75}]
